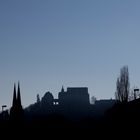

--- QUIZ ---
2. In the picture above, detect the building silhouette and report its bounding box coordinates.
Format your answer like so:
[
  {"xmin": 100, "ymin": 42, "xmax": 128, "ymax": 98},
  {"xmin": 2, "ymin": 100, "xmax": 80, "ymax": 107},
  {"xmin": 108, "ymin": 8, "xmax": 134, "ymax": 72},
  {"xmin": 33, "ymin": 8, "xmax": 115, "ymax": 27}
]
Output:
[
  {"xmin": 58, "ymin": 87, "xmax": 90, "ymax": 107},
  {"xmin": 10, "ymin": 83, "xmax": 23, "ymax": 119},
  {"xmin": 25, "ymin": 87, "xmax": 90, "ymax": 119}
]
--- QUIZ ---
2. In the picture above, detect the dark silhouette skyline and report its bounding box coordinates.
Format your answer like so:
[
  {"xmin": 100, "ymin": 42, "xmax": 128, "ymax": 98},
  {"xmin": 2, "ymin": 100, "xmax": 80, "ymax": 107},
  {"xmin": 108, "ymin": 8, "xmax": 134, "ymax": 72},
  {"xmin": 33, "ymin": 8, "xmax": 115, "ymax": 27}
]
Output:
[
  {"xmin": 0, "ymin": 66, "xmax": 139, "ymax": 139},
  {"xmin": 0, "ymin": 81, "xmax": 140, "ymax": 138},
  {"xmin": 0, "ymin": 83, "xmax": 116, "ymax": 120},
  {"xmin": 0, "ymin": 66, "xmax": 139, "ymax": 124}
]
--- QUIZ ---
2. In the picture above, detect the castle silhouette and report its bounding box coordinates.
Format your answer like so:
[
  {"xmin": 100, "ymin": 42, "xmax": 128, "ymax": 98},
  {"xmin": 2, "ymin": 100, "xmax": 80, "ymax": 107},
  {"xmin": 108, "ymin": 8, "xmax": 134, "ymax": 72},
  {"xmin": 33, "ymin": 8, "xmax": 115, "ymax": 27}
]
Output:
[
  {"xmin": 9, "ymin": 84, "xmax": 115, "ymax": 121},
  {"xmin": 25, "ymin": 86, "xmax": 91, "ymax": 120},
  {"xmin": 7, "ymin": 83, "xmax": 91, "ymax": 120}
]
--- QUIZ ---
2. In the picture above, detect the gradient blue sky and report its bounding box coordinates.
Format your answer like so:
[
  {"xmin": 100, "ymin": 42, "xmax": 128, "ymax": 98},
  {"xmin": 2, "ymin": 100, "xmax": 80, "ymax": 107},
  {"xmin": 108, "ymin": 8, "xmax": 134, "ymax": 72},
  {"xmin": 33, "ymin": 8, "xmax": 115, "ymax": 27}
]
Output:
[{"xmin": 0, "ymin": 0, "xmax": 140, "ymax": 108}]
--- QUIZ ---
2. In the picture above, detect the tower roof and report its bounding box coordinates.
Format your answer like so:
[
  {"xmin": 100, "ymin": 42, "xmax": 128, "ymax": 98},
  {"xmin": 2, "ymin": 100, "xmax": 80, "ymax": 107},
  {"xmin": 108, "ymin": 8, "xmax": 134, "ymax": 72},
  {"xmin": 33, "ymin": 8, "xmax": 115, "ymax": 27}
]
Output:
[
  {"xmin": 61, "ymin": 86, "xmax": 64, "ymax": 93},
  {"xmin": 17, "ymin": 82, "xmax": 22, "ymax": 107},
  {"xmin": 12, "ymin": 83, "xmax": 17, "ymax": 107}
]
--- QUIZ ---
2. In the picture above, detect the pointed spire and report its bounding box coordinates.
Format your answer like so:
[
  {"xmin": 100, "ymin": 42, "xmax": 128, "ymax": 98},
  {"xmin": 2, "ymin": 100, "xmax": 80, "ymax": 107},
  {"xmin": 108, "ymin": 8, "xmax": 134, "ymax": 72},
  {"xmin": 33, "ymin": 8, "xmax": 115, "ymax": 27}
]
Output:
[
  {"xmin": 12, "ymin": 83, "xmax": 17, "ymax": 107},
  {"xmin": 61, "ymin": 86, "xmax": 64, "ymax": 93},
  {"xmin": 17, "ymin": 81, "xmax": 22, "ymax": 107}
]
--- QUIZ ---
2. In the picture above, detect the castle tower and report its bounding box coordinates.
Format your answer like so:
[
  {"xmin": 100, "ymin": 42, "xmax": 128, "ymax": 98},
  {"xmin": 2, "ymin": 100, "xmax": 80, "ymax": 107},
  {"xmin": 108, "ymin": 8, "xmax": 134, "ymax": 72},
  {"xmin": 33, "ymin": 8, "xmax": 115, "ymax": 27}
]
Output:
[{"xmin": 61, "ymin": 86, "xmax": 64, "ymax": 93}]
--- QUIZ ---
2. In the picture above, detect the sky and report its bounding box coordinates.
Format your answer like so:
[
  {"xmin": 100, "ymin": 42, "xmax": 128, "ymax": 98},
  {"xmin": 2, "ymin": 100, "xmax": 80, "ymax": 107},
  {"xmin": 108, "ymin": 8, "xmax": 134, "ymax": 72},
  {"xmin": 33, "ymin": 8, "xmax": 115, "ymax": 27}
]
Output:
[{"xmin": 0, "ymin": 0, "xmax": 140, "ymax": 109}]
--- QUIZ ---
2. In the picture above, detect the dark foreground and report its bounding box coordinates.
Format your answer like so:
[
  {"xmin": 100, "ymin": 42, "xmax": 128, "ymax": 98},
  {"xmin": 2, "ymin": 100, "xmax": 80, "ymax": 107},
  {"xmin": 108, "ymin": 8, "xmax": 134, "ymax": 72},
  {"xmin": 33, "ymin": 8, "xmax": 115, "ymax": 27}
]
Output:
[
  {"xmin": 1, "ymin": 101, "xmax": 140, "ymax": 139},
  {"xmin": 0, "ymin": 115, "xmax": 139, "ymax": 139}
]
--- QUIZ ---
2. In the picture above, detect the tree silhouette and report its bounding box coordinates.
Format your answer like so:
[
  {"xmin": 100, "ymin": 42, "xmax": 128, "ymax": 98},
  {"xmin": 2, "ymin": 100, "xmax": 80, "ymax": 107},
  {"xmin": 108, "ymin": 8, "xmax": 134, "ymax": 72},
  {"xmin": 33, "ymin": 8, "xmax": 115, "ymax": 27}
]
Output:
[{"xmin": 115, "ymin": 66, "xmax": 130, "ymax": 102}]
